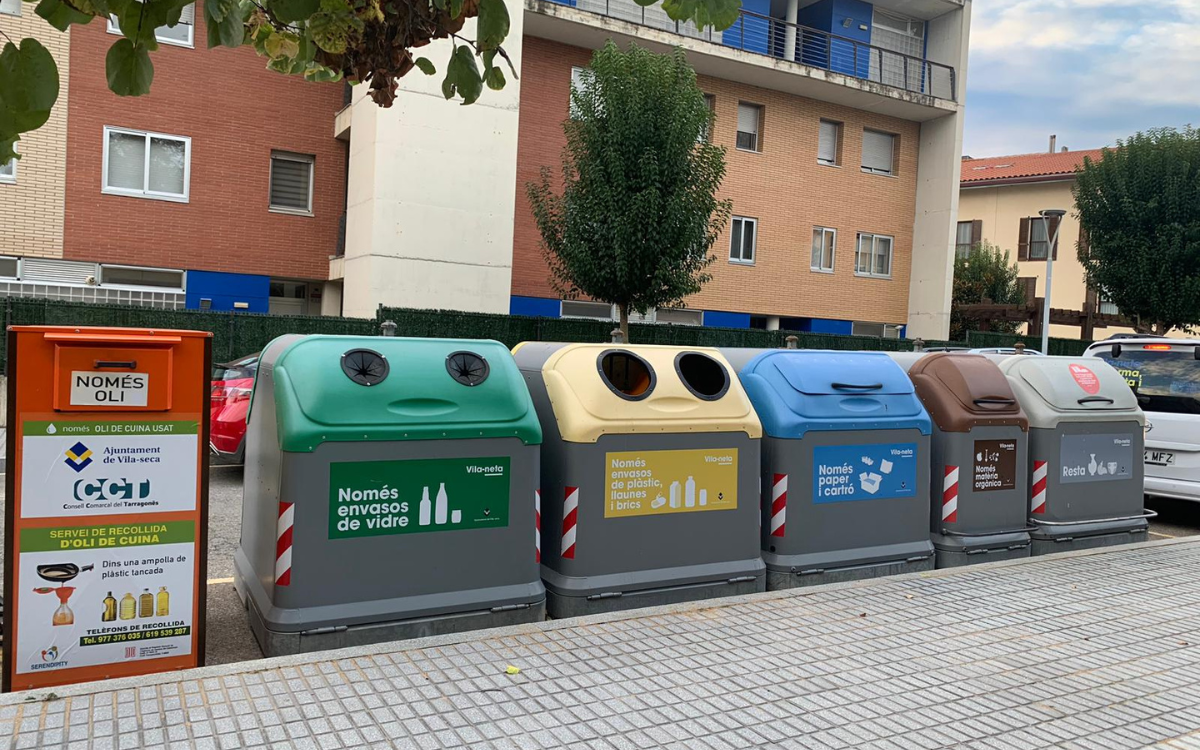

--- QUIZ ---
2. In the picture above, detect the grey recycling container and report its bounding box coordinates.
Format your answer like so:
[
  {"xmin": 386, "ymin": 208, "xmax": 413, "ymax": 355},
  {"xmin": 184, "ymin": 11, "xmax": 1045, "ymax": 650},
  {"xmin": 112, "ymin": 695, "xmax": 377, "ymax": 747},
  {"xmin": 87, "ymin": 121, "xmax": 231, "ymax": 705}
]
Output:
[
  {"xmin": 513, "ymin": 342, "xmax": 765, "ymax": 618},
  {"xmin": 234, "ymin": 335, "xmax": 545, "ymax": 656},
  {"xmin": 724, "ymin": 349, "xmax": 935, "ymax": 589},
  {"xmin": 894, "ymin": 353, "xmax": 1032, "ymax": 567},
  {"xmin": 996, "ymin": 355, "xmax": 1150, "ymax": 554}
]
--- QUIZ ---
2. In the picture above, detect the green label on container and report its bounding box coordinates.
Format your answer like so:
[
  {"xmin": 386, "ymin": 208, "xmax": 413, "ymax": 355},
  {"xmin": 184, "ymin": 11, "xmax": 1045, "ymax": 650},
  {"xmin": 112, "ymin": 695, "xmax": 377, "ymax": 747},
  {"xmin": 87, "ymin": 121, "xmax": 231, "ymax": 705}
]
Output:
[{"xmin": 328, "ymin": 457, "xmax": 511, "ymax": 539}]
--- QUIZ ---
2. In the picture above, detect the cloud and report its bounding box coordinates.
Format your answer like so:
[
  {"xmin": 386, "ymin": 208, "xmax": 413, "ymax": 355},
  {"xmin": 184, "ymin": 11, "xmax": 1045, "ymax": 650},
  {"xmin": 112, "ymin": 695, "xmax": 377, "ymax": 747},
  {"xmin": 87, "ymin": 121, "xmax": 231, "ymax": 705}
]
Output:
[{"xmin": 963, "ymin": 0, "xmax": 1198, "ymax": 155}]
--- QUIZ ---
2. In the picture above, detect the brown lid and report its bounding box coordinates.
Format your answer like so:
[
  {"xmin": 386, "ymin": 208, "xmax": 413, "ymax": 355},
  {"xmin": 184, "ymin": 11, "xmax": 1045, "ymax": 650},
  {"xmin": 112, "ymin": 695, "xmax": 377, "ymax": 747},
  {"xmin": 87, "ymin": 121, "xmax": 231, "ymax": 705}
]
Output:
[{"xmin": 908, "ymin": 353, "xmax": 1029, "ymax": 433}]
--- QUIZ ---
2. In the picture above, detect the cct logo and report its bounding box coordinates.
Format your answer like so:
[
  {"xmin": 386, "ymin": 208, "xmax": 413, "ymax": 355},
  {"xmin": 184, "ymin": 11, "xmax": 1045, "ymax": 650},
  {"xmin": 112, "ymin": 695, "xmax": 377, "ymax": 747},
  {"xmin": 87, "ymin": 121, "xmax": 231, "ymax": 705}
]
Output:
[
  {"xmin": 74, "ymin": 478, "xmax": 151, "ymax": 503},
  {"xmin": 64, "ymin": 442, "xmax": 93, "ymax": 472}
]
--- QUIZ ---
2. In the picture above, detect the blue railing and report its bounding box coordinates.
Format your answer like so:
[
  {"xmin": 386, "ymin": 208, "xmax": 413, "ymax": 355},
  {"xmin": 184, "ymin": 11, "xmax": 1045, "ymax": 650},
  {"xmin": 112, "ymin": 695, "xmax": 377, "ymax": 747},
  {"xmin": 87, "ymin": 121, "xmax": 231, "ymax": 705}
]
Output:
[{"xmin": 544, "ymin": 0, "xmax": 957, "ymax": 102}]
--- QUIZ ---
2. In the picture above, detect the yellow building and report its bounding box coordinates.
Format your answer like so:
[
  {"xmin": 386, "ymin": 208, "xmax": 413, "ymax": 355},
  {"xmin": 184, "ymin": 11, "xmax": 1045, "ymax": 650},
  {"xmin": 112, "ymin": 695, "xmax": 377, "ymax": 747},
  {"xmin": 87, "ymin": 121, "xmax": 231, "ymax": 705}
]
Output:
[
  {"xmin": 956, "ymin": 146, "xmax": 1154, "ymax": 341},
  {"xmin": 0, "ymin": 2, "xmax": 69, "ymax": 260}
]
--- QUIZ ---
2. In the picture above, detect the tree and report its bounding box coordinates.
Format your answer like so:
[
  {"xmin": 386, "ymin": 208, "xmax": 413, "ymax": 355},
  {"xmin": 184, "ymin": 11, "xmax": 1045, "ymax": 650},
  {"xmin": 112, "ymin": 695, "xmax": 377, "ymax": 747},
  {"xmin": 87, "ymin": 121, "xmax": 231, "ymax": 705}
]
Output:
[
  {"xmin": 525, "ymin": 42, "xmax": 731, "ymax": 343},
  {"xmin": 949, "ymin": 242, "xmax": 1024, "ymax": 341},
  {"xmin": 1073, "ymin": 127, "xmax": 1200, "ymax": 336},
  {"xmin": 0, "ymin": 0, "xmax": 742, "ymax": 163}
]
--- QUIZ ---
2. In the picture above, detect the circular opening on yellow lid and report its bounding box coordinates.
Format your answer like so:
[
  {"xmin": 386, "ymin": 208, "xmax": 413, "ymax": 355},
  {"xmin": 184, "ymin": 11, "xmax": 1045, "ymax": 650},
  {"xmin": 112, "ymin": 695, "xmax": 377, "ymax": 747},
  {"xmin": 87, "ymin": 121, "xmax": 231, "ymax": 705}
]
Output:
[{"xmin": 598, "ymin": 350, "xmax": 655, "ymax": 400}]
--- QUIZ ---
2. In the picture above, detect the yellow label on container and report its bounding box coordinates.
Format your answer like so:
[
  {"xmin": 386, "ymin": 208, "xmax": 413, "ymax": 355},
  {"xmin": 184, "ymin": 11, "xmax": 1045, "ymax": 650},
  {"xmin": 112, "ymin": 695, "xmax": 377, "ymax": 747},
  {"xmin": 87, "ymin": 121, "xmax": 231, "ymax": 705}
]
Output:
[{"xmin": 604, "ymin": 448, "xmax": 738, "ymax": 518}]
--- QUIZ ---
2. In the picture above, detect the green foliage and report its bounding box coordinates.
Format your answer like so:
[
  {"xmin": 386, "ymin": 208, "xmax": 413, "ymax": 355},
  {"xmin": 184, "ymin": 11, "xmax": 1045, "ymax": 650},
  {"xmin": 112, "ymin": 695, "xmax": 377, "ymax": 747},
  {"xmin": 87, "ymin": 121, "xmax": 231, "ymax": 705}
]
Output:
[
  {"xmin": 2, "ymin": 0, "xmax": 744, "ymax": 158},
  {"xmin": 949, "ymin": 241, "xmax": 1024, "ymax": 341},
  {"xmin": 0, "ymin": 38, "xmax": 60, "ymax": 164},
  {"xmin": 526, "ymin": 42, "xmax": 732, "ymax": 342},
  {"xmin": 1073, "ymin": 126, "xmax": 1200, "ymax": 336}
]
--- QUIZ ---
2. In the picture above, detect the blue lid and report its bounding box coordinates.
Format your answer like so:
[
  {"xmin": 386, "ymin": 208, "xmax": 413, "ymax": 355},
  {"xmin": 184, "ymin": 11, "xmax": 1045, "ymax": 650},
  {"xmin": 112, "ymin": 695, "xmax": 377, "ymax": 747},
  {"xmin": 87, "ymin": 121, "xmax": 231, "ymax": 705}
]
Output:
[{"xmin": 738, "ymin": 350, "xmax": 931, "ymax": 437}]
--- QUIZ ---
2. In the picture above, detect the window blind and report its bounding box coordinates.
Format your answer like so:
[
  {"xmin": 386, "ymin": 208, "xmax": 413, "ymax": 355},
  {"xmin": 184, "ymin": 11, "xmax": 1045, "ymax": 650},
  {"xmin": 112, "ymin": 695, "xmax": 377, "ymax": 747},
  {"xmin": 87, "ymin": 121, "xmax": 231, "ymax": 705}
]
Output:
[
  {"xmin": 862, "ymin": 130, "xmax": 894, "ymax": 173},
  {"xmin": 148, "ymin": 137, "xmax": 186, "ymax": 194},
  {"xmin": 106, "ymin": 131, "xmax": 147, "ymax": 191},
  {"xmin": 270, "ymin": 155, "xmax": 313, "ymax": 211},
  {"xmin": 817, "ymin": 121, "xmax": 838, "ymax": 163},
  {"xmin": 736, "ymin": 104, "xmax": 759, "ymax": 135}
]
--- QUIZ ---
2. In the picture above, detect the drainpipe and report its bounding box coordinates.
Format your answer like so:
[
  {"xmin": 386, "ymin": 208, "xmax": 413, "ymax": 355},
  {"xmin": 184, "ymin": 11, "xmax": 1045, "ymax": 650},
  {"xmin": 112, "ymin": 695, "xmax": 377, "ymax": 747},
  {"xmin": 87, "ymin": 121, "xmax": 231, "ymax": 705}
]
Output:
[{"xmin": 783, "ymin": 0, "xmax": 800, "ymax": 61}]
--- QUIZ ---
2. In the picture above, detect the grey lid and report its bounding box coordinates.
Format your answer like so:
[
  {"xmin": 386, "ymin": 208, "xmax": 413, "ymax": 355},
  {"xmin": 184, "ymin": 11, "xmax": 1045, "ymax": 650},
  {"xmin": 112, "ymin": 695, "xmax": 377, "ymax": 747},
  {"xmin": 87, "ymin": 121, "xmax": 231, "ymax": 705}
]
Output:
[{"xmin": 997, "ymin": 355, "xmax": 1144, "ymax": 428}]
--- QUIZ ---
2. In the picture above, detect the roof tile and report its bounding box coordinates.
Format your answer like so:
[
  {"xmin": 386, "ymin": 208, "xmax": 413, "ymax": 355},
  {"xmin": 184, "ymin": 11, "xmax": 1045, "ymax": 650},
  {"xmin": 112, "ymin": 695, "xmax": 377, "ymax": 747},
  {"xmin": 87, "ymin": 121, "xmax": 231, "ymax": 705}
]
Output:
[{"xmin": 960, "ymin": 148, "xmax": 1107, "ymax": 184}]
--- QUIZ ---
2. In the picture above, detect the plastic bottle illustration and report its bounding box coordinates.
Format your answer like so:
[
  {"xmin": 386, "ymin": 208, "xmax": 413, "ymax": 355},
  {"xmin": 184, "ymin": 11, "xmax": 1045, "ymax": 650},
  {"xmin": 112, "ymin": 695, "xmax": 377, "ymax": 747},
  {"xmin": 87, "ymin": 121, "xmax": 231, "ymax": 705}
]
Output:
[
  {"xmin": 119, "ymin": 593, "xmax": 136, "ymax": 620},
  {"xmin": 139, "ymin": 589, "xmax": 153, "ymax": 618},
  {"xmin": 156, "ymin": 587, "xmax": 170, "ymax": 617},
  {"xmin": 102, "ymin": 592, "xmax": 117, "ymax": 622},
  {"xmin": 419, "ymin": 486, "xmax": 432, "ymax": 526},
  {"xmin": 685, "ymin": 476, "xmax": 696, "ymax": 508},
  {"xmin": 435, "ymin": 483, "xmax": 448, "ymax": 524},
  {"xmin": 669, "ymin": 481, "xmax": 681, "ymax": 509}
]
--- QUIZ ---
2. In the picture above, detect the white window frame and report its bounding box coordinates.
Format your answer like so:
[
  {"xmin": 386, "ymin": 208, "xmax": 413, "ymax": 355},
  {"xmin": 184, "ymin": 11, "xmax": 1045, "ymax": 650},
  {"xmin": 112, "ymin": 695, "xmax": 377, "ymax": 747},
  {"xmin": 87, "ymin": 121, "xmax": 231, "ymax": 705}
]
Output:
[
  {"xmin": 102, "ymin": 126, "xmax": 191, "ymax": 203},
  {"xmin": 861, "ymin": 129, "xmax": 896, "ymax": 176},
  {"xmin": 107, "ymin": 2, "xmax": 195, "ymax": 48},
  {"xmin": 851, "ymin": 321, "xmax": 902, "ymax": 339},
  {"xmin": 0, "ymin": 0, "xmax": 21, "ymax": 16},
  {"xmin": 811, "ymin": 226, "xmax": 836, "ymax": 273},
  {"xmin": 730, "ymin": 216, "xmax": 757, "ymax": 265},
  {"xmin": 0, "ymin": 256, "xmax": 19, "ymax": 278},
  {"xmin": 268, "ymin": 151, "xmax": 315, "ymax": 216},
  {"xmin": 0, "ymin": 143, "xmax": 15, "ymax": 184},
  {"xmin": 735, "ymin": 103, "xmax": 762, "ymax": 153},
  {"xmin": 1028, "ymin": 217, "xmax": 1051, "ymax": 260},
  {"xmin": 955, "ymin": 220, "xmax": 975, "ymax": 258},
  {"xmin": 855, "ymin": 232, "xmax": 894, "ymax": 278},
  {"xmin": 569, "ymin": 66, "xmax": 594, "ymax": 119},
  {"xmin": 98, "ymin": 263, "xmax": 186, "ymax": 291},
  {"xmin": 817, "ymin": 119, "xmax": 841, "ymax": 166}
]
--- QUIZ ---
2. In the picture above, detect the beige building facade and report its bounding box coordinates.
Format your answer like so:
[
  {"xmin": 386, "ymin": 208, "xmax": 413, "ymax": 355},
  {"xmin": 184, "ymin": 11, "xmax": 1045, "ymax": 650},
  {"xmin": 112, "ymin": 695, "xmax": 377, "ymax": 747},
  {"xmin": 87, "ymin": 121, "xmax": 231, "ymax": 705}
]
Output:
[{"xmin": 0, "ymin": 5, "xmax": 69, "ymax": 260}]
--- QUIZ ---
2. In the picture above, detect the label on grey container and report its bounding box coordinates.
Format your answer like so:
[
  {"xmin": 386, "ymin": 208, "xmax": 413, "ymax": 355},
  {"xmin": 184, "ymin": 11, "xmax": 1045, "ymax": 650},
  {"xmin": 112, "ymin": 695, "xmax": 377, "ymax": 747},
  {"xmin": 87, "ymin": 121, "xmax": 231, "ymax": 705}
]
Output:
[
  {"xmin": 973, "ymin": 439, "xmax": 1017, "ymax": 492},
  {"xmin": 1059, "ymin": 433, "xmax": 1134, "ymax": 483}
]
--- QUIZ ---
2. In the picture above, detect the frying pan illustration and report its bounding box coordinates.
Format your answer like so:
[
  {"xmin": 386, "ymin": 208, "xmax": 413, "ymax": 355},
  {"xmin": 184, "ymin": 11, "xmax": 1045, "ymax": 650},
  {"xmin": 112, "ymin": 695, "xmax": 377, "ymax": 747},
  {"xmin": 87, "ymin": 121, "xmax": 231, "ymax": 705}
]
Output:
[{"xmin": 36, "ymin": 563, "xmax": 94, "ymax": 584}]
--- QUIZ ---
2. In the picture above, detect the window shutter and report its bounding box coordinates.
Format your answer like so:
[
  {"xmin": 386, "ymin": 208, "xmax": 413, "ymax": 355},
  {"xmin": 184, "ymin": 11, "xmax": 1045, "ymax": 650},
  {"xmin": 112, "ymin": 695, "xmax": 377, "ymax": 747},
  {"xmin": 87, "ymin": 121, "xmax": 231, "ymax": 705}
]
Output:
[
  {"xmin": 971, "ymin": 219, "xmax": 982, "ymax": 246},
  {"xmin": 737, "ymin": 104, "xmax": 759, "ymax": 136},
  {"xmin": 1017, "ymin": 217, "xmax": 1030, "ymax": 261},
  {"xmin": 817, "ymin": 121, "xmax": 837, "ymax": 163},
  {"xmin": 270, "ymin": 156, "xmax": 312, "ymax": 211},
  {"xmin": 862, "ymin": 130, "xmax": 894, "ymax": 173},
  {"xmin": 1048, "ymin": 215, "xmax": 1061, "ymax": 260},
  {"xmin": 0, "ymin": 0, "xmax": 21, "ymax": 16}
]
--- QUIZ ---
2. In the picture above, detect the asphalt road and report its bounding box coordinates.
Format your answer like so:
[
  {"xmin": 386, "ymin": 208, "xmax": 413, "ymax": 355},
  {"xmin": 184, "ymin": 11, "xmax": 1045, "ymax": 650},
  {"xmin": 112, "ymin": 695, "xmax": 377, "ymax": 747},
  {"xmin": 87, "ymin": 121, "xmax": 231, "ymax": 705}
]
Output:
[{"xmin": 2, "ymin": 466, "xmax": 1199, "ymax": 668}]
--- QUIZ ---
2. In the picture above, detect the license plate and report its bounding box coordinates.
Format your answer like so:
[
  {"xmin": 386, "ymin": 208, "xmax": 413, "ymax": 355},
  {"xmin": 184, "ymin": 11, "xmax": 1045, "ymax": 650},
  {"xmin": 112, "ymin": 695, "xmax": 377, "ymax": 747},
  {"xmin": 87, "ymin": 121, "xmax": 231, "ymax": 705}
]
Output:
[{"xmin": 1145, "ymin": 450, "xmax": 1175, "ymax": 466}]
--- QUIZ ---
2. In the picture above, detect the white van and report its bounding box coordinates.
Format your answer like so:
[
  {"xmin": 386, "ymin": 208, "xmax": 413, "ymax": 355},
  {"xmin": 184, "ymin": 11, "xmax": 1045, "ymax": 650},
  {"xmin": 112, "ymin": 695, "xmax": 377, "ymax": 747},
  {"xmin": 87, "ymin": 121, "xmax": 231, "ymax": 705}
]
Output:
[{"xmin": 1084, "ymin": 337, "xmax": 1200, "ymax": 502}]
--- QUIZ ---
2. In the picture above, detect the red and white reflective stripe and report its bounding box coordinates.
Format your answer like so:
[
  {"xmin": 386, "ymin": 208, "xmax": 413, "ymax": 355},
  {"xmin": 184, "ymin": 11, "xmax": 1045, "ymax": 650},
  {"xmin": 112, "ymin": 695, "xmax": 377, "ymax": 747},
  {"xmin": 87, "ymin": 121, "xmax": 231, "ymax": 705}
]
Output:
[
  {"xmin": 561, "ymin": 486, "xmax": 579, "ymax": 559},
  {"xmin": 534, "ymin": 489, "xmax": 541, "ymax": 564},
  {"xmin": 1031, "ymin": 460, "xmax": 1048, "ymax": 515},
  {"xmin": 770, "ymin": 473, "xmax": 787, "ymax": 538},
  {"xmin": 942, "ymin": 465, "xmax": 959, "ymax": 523},
  {"xmin": 275, "ymin": 501, "xmax": 294, "ymax": 587}
]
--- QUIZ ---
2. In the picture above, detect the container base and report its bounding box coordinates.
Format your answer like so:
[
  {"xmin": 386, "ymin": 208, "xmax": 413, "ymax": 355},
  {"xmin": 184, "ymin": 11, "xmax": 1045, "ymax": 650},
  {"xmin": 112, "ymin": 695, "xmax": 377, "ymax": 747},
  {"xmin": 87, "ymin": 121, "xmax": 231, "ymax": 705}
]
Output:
[
  {"xmin": 1031, "ymin": 528, "xmax": 1149, "ymax": 556},
  {"xmin": 245, "ymin": 591, "xmax": 546, "ymax": 657},
  {"xmin": 767, "ymin": 555, "xmax": 934, "ymax": 590},
  {"xmin": 935, "ymin": 543, "xmax": 1031, "ymax": 569},
  {"xmin": 546, "ymin": 575, "xmax": 765, "ymax": 619}
]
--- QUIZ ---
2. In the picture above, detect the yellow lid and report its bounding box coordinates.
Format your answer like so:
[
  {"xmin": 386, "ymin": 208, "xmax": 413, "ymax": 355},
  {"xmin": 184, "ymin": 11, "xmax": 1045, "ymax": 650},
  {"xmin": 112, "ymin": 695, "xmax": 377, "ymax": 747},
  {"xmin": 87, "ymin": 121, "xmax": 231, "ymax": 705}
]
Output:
[{"xmin": 537, "ymin": 343, "xmax": 762, "ymax": 443}]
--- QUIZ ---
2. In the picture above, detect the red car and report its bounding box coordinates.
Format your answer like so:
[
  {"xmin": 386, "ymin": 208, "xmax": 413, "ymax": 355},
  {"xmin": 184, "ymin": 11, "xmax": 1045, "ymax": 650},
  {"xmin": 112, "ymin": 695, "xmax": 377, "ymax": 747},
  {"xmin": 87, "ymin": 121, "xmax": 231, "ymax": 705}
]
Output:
[{"xmin": 210, "ymin": 353, "xmax": 258, "ymax": 463}]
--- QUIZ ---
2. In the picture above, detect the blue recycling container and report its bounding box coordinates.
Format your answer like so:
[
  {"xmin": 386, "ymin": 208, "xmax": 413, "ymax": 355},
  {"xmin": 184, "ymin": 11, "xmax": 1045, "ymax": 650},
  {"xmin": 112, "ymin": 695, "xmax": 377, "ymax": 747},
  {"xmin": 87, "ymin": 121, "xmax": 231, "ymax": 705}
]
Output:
[{"xmin": 723, "ymin": 349, "xmax": 936, "ymax": 589}]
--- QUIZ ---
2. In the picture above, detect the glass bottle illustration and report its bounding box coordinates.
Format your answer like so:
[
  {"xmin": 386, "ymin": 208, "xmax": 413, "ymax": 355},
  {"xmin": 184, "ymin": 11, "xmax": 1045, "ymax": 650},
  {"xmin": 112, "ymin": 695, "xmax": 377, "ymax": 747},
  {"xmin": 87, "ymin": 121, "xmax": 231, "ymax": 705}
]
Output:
[
  {"xmin": 102, "ymin": 592, "xmax": 117, "ymax": 622},
  {"xmin": 119, "ymin": 592, "xmax": 136, "ymax": 620},
  {"xmin": 419, "ymin": 486, "xmax": 432, "ymax": 526},
  {"xmin": 156, "ymin": 587, "xmax": 170, "ymax": 617},
  {"xmin": 52, "ymin": 596, "xmax": 74, "ymax": 626},
  {"xmin": 138, "ymin": 589, "xmax": 154, "ymax": 618},
  {"xmin": 434, "ymin": 483, "xmax": 448, "ymax": 524}
]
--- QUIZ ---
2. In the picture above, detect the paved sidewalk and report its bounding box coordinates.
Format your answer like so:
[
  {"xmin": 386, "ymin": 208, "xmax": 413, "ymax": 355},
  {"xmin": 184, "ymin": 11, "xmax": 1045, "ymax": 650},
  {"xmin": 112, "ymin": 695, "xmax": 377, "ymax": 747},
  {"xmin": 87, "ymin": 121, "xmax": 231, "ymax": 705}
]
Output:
[{"xmin": 5, "ymin": 540, "xmax": 1200, "ymax": 750}]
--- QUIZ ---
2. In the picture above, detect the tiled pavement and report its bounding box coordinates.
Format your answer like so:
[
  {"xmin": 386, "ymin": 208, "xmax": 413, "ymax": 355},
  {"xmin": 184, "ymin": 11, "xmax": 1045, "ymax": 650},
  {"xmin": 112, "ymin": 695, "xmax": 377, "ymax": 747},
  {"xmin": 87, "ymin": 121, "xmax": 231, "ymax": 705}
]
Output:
[{"xmin": 5, "ymin": 539, "xmax": 1200, "ymax": 750}]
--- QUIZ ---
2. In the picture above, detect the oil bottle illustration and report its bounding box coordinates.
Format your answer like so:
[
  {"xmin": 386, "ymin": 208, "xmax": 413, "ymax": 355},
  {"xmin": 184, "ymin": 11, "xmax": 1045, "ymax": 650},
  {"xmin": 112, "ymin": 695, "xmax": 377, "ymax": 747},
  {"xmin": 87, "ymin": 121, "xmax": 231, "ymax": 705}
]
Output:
[
  {"xmin": 119, "ymin": 592, "xmax": 136, "ymax": 620},
  {"xmin": 156, "ymin": 587, "xmax": 170, "ymax": 617},
  {"xmin": 138, "ymin": 589, "xmax": 154, "ymax": 618},
  {"xmin": 102, "ymin": 592, "xmax": 117, "ymax": 622}
]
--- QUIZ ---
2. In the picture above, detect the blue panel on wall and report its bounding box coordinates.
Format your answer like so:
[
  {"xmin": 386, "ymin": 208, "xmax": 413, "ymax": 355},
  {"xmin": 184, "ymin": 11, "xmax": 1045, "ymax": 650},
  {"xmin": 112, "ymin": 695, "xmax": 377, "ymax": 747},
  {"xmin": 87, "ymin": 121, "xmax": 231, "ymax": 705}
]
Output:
[
  {"xmin": 829, "ymin": 0, "xmax": 872, "ymax": 77},
  {"xmin": 185, "ymin": 270, "xmax": 269, "ymax": 313},
  {"xmin": 510, "ymin": 296, "xmax": 562, "ymax": 318},
  {"xmin": 809, "ymin": 318, "xmax": 854, "ymax": 335},
  {"xmin": 704, "ymin": 310, "xmax": 752, "ymax": 328},
  {"xmin": 721, "ymin": 0, "xmax": 772, "ymax": 55}
]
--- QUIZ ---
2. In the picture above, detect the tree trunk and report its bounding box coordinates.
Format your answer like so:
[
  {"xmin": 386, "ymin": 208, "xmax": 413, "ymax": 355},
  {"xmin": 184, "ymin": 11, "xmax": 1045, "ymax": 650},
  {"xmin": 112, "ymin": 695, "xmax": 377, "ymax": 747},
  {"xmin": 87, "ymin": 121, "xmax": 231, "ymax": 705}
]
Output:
[{"xmin": 618, "ymin": 303, "xmax": 630, "ymax": 344}]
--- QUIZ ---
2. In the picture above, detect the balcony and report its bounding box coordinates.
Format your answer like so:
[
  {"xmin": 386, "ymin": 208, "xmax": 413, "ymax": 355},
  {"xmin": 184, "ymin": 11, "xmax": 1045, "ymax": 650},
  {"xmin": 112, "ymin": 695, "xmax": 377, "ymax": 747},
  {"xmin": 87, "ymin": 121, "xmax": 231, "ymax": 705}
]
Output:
[{"xmin": 525, "ymin": 0, "xmax": 962, "ymax": 120}]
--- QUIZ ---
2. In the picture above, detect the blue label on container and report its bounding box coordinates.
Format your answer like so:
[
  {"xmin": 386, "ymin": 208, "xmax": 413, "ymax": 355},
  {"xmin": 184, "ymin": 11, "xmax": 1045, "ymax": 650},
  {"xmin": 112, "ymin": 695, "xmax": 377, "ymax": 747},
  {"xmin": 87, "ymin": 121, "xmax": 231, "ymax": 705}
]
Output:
[{"xmin": 813, "ymin": 443, "xmax": 919, "ymax": 503}]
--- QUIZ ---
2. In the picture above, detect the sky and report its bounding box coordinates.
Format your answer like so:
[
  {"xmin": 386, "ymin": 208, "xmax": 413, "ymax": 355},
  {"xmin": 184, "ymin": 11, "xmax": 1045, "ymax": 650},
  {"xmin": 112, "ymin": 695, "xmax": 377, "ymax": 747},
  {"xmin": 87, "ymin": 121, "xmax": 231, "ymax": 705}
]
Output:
[{"xmin": 962, "ymin": 0, "xmax": 1200, "ymax": 158}]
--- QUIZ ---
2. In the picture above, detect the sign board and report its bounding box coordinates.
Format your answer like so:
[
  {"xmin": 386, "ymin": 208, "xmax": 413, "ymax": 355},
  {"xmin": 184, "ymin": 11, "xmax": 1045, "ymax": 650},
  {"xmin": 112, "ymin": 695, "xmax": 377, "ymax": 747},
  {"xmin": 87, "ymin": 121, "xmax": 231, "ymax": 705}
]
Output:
[
  {"xmin": 812, "ymin": 443, "xmax": 919, "ymax": 503},
  {"xmin": 972, "ymin": 439, "xmax": 1017, "ymax": 493},
  {"xmin": 603, "ymin": 448, "xmax": 738, "ymax": 518},
  {"xmin": 4, "ymin": 327, "xmax": 211, "ymax": 692},
  {"xmin": 1060, "ymin": 433, "xmax": 1134, "ymax": 484}
]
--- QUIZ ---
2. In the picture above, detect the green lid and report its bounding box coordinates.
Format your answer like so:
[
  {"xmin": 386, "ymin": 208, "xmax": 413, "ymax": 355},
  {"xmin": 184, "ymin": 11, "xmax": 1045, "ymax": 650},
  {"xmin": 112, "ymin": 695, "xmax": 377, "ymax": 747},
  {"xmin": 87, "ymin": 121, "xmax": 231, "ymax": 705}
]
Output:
[{"xmin": 269, "ymin": 336, "xmax": 542, "ymax": 451}]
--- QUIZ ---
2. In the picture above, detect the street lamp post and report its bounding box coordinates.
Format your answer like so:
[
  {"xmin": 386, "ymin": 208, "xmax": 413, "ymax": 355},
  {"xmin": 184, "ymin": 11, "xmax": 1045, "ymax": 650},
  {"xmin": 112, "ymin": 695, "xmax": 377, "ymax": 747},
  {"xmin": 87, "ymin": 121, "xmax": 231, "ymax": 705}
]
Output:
[{"xmin": 1039, "ymin": 208, "xmax": 1067, "ymax": 355}]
